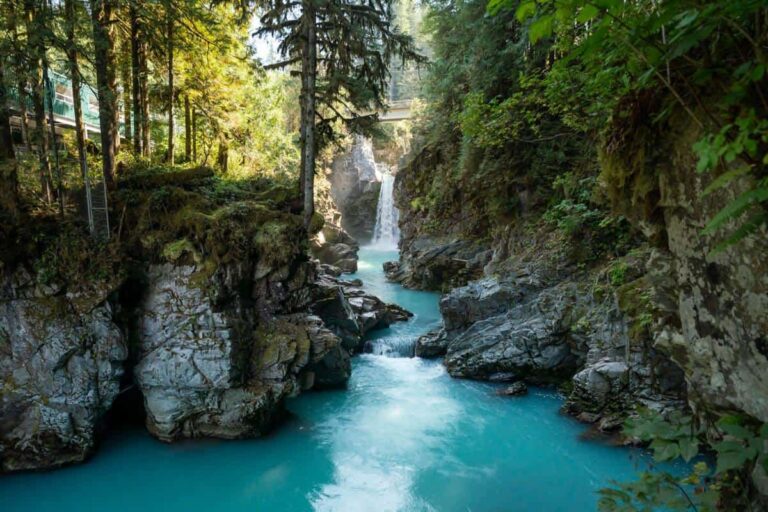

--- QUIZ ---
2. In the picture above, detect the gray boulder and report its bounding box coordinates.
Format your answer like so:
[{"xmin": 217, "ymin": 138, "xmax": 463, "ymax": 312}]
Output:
[
  {"xmin": 312, "ymin": 269, "xmax": 412, "ymax": 352},
  {"xmin": 0, "ymin": 269, "xmax": 126, "ymax": 472},
  {"xmin": 414, "ymin": 329, "xmax": 448, "ymax": 358},
  {"xmin": 440, "ymin": 277, "xmax": 522, "ymax": 331},
  {"xmin": 135, "ymin": 260, "xmax": 353, "ymax": 442}
]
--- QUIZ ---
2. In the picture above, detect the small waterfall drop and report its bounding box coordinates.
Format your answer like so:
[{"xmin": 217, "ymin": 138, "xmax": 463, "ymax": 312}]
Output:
[{"xmin": 371, "ymin": 173, "xmax": 400, "ymax": 249}]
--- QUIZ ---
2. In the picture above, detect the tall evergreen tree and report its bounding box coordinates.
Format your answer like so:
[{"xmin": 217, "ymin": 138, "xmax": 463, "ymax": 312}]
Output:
[
  {"xmin": 0, "ymin": 36, "xmax": 19, "ymax": 220},
  {"xmin": 63, "ymin": 0, "xmax": 89, "ymax": 196},
  {"xmin": 24, "ymin": 0, "xmax": 54, "ymax": 203},
  {"xmin": 259, "ymin": 0, "xmax": 423, "ymax": 230},
  {"xmin": 89, "ymin": 0, "xmax": 119, "ymax": 187}
]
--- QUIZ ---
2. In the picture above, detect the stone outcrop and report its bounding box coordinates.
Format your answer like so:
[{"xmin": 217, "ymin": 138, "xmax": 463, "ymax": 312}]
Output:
[
  {"xmin": 412, "ymin": 250, "xmax": 687, "ymax": 431},
  {"xmin": 0, "ymin": 170, "xmax": 408, "ymax": 472},
  {"xmin": 0, "ymin": 267, "xmax": 127, "ymax": 472},
  {"xmin": 312, "ymin": 269, "xmax": 412, "ymax": 352},
  {"xmin": 384, "ymin": 236, "xmax": 491, "ymax": 291},
  {"xmin": 414, "ymin": 328, "xmax": 448, "ymax": 358},
  {"xmin": 133, "ymin": 213, "xmax": 359, "ymax": 442},
  {"xmin": 310, "ymin": 223, "xmax": 359, "ymax": 273},
  {"xmin": 498, "ymin": 382, "xmax": 528, "ymax": 396},
  {"xmin": 328, "ymin": 136, "xmax": 382, "ymax": 241},
  {"xmin": 443, "ymin": 282, "xmax": 583, "ymax": 383},
  {"xmin": 652, "ymin": 122, "xmax": 768, "ymax": 423},
  {"xmin": 311, "ymin": 174, "xmax": 359, "ymax": 273}
]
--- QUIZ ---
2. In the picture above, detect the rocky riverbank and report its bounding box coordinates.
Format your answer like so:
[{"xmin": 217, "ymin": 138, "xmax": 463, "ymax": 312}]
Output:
[
  {"xmin": 394, "ymin": 113, "xmax": 768, "ymax": 438},
  {"xmin": 0, "ymin": 168, "xmax": 409, "ymax": 472}
]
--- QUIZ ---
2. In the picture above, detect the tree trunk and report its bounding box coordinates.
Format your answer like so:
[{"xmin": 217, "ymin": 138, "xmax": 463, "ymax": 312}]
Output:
[
  {"xmin": 130, "ymin": 2, "xmax": 142, "ymax": 154},
  {"xmin": 8, "ymin": 1, "xmax": 31, "ymax": 152},
  {"xmin": 17, "ymin": 82, "xmax": 31, "ymax": 152},
  {"xmin": 184, "ymin": 95, "xmax": 191, "ymax": 161},
  {"xmin": 0, "ymin": 65, "xmax": 20, "ymax": 220},
  {"xmin": 192, "ymin": 108, "xmax": 197, "ymax": 162},
  {"xmin": 65, "ymin": 0, "xmax": 89, "ymax": 192},
  {"xmin": 139, "ymin": 44, "xmax": 149, "ymax": 156},
  {"xmin": 24, "ymin": 0, "xmax": 53, "ymax": 204},
  {"xmin": 121, "ymin": 58, "xmax": 132, "ymax": 148},
  {"xmin": 90, "ymin": 0, "xmax": 118, "ymax": 187},
  {"xmin": 217, "ymin": 138, "xmax": 228, "ymax": 172},
  {"xmin": 166, "ymin": 4, "xmax": 174, "ymax": 165},
  {"xmin": 300, "ymin": 0, "xmax": 317, "ymax": 231}
]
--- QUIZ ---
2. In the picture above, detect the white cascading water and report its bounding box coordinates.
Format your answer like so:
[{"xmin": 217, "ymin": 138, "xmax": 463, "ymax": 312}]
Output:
[{"xmin": 371, "ymin": 173, "xmax": 400, "ymax": 249}]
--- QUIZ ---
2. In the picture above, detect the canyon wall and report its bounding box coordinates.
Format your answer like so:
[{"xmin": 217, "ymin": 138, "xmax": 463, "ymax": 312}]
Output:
[{"xmin": 0, "ymin": 170, "xmax": 407, "ymax": 472}]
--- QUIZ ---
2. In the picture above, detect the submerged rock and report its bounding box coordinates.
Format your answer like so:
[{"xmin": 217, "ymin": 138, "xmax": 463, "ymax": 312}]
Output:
[{"xmin": 497, "ymin": 382, "xmax": 528, "ymax": 396}]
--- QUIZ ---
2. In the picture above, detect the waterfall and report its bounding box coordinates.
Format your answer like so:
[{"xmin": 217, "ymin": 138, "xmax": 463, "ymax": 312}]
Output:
[{"xmin": 371, "ymin": 173, "xmax": 400, "ymax": 249}]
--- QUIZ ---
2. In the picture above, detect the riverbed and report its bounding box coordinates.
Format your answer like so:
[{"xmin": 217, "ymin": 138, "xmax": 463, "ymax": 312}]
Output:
[{"xmin": 0, "ymin": 247, "xmax": 662, "ymax": 512}]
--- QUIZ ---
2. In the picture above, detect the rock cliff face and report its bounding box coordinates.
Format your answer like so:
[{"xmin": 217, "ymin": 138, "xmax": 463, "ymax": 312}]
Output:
[
  {"xmin": 391, "ymin": 148, "xmax": 493, "ymax": 291},
  {"xmin": 311, "ymin": 173, "xmax": 359, "ymax": 272},
  {"xmin": 0, "ymin": 170, "xmax": 410, "ymax": 472},
  {"xmin": 0, "ymin": 259, "xmax": 126, "ymax": 471},
  {"xmin": 417, "ymin": 249, "xmax": 687, "ymax": 431},
  {"xmin": 653, "ymin": 122, "xmax": 768, "ymax": 424},
  {"xmin": 397, "ymin": 108, "xmax": 768, "ymax": 435},
  {"xmin": 135, "ymin": 259, "xmax": 333, "ymax": 441},
  {"xmin": 329, "ymin": 136, "xmax": 382, "ymax": 241}
]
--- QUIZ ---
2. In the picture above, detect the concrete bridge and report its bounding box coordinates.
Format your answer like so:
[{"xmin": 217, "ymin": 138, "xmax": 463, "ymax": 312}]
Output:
[{"xmin": 377, "ymin": 99, "xmax": 413, "ymax": 122}]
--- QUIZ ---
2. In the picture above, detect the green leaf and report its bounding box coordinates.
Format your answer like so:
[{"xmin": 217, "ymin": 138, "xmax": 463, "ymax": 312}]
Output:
[
  {"xmin": 715, "ymin": 448, "xmax": 748, "ymax": 474},
  {"xmin": 651, "ymin": 439, "xmax": 680, "ymax": 461},
  {"xmin": 678, "ymin": 437, "xmax": 699, "ymax": 462},
  {"xmin": 576, "ymin": 5, "xmax": 599, "ymax": 23},
  {"xmin": 514, "ymin": 0, "xmax": 536, "ymax": 21},
  {"xmin": 675, "ymin": 9, "xmax": 699, "ymax": 30},
  {"xmin": 711, "ymin": 212, "xmax": 768, "ymax": 253},
  {"xmin": 719, "ymin": 421, "xmax": 755, "ymax": 440},
  {"xmin": 702, "ymin": 186, "xmax": 768, "ymax": 235},
  {"xmin": 528, "ymin": 15, "xmax": 554, "ymax": 43},
  {"xmin": 752, "ymin": 64, "xmax": 766, "ymax": 81},
  {"xmin": 703, "ymin": 166, "xmax": 752, "ymax": 196}
]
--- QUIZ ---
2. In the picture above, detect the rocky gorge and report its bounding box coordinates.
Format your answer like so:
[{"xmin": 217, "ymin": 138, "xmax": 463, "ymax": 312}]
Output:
[
  {"xmin": 390, "ymin": 97, "xmax": 768, "ymax": 504},
  {"xmin": 0, "ymin": 168, "xmax": 408, "ymax": 472}
]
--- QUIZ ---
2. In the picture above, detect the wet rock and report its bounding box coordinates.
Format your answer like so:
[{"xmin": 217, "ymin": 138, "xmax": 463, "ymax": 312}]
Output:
[
  {"xmin": 443, "ymin": 285, "xmax": 581, "ymax": 383},
  {"xmin": 497, "ymin": 382, "xmax": 528, "ymax": 396},
  {"xmin": 414, "ymin": 329, "xmax": 448, "ymax": 358},
  {"xmin": 436, "ymin": 253, "xmax": 687, "ymax": 427},
  {"xmin": 386, "ymin": 236, "xmax": 491, "ymax": 291},
  {"xmin": 303, "ymin": 316, "xmax": 351, "ymax": 389},
  {"xmin": 0, "ymin": 270, "xmax": 127, "ymax": 472},
  {"xmin": 312, "ymin": 268, "xmax": 413, "ymax": 352},
  {"xmin": 135, "ymin": 255, "xmax": 355, "ymax": 442},
  {"xmin": 440, "ymin": 278, "xmax": 522, "ymax": 331}
]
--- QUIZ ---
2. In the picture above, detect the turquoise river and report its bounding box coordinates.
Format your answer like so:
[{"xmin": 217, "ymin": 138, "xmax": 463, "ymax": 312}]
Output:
[{"xmin": 0, "ymin": 248, "xmax": 673, "ymax": 512}]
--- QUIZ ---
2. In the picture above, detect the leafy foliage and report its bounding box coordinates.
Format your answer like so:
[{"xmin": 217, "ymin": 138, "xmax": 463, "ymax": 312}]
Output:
[
  {"xmin": 598, "ymin": 409, "xmax": 768, "ymax": 511},
  {"xmin": 493, "ymin": 0, "xmax": 768, "ymax": 249}
]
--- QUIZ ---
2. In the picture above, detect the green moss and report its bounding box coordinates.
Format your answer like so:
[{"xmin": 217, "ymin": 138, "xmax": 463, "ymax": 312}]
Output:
[
  {"xmin": 608, "ymin": 261, "xmax": 629, "ymax": 286},
  {"xmin": 308, "ymin": 212, "xmax": 325, "ymax": 235},
  {"xmin": 616, "ymin": 277, "xmax": 655, "ymax": 342},
  {"xmin": 162, "ymin": 238, "xmax": 199, "ymax": 263}
]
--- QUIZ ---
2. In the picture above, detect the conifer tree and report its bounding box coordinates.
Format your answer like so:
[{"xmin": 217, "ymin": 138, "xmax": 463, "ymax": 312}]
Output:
[{"xmin": 259, "ymin": 0, "xmax": 423, "ymax": 230}]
